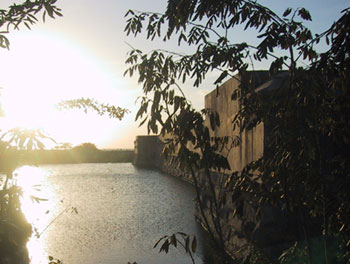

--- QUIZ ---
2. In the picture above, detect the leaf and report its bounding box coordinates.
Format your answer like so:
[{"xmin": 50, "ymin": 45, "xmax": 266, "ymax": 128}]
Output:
[
  {"xmin": 170, "ymin": 234, "xmax": 177, "ymax": 247},
  {"xmin": 231, "ymin": 89, "xmax": 239, "ymax": 100},
  {"xmin": 191, "ymin": 236, "xmax": 197, "ymax": 253},
  {"xmin": 283, "ymin": 8, "xmax": 292, "ymax": 17},
  {"xmin": 154, "ymin": 235, "xmax": 167, "ymax": 248},
  {"xmin": 37, "ymin": 140, "xmax": 44, "ymax": 149},
  {"xmin": 27, "ymin": 139, "xmax": 33, "ymax": 150},
  {"xmin": 154, "ymin": 90, "xmax": 161, "ymax": 104},
  {"xmin": 30, "ymin": 195, "xmax": 48, "ymax": 203},
  {"xmin": 160, "ymin": 239, "xmax": 169, "ymax": 253},
  {"xmin": 185, "ymin": 236, "xmax": 190, "ymax": 253},
  {"xmin": 210, "ymin": 112, "xmax": 216, "ymax": 131},
  {"xmin": 298, "ymin": 8, "xmax": 312, "ymax": 21},
  {"xmin": 215, "ymin": 112, "xmax": 220, "ymax": 127},
  {"xmin": 138, "ymin": 116, "xmax": 148, "ymax": 127},
  {"xmin": 214, "ymin": 70, "xmax": 228, "ymax": 85},
  {"xmin": 24, "ymin": 22, "xmax": 31, "ymax": 30}
]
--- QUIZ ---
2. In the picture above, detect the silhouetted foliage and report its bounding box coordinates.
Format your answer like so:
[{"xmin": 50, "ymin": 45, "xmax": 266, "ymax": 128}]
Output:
[
  {"xmin": 55, "ymin": 142, "xmax": 73, "ymax": 150},
  {"xmin": 58, "ymin": 98, "xmax": 129, "ymax": 120},
  {"xmin": 125, "ymin": 1, "xmax": 350, "ymax": 263},
  {"xmin": 154, "ymin": 232, "xmax": 197, "ymax": 264},
  {"xmin": 0, "ymin": 127, "xmax": 58, "ymax": 263},
  {"xmin": 72, "ymin": 142, "xmax": 99, "ymax": 151},
  {"xmin": 0, "ymin": 0, "xmax": 62, "ymax": 49}
]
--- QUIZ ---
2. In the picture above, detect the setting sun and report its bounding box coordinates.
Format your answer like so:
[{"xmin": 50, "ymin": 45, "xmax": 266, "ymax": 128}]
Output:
[{"xmin": 0, "ymin": 30, "xmax": 138, "ymax": 149}]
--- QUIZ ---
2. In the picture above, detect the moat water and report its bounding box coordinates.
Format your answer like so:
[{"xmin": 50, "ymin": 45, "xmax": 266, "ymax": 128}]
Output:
[{"xmin": 16, "ymin": 163, "xmax": 210, "ymax": 264}]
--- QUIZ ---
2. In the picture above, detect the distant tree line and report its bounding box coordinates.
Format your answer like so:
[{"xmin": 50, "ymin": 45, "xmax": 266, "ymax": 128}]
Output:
[
  {"xmin": 0, "ymin": 142, "xmax": 134, "ymax": 171},
  {"xmin": 38, "ymin": 143, "xmax": 133, "ymax": 164}
]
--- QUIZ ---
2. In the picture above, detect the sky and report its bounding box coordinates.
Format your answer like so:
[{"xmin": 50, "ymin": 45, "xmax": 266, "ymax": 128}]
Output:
[{"xmin": 0, "ymin": 0, "xmax": 348, "ymax": 149}]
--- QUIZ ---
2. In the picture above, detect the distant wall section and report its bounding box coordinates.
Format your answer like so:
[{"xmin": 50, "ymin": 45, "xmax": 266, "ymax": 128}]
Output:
[{"xmin": 133, "ymin": 135, "xmax": 163, "ymax": 169}]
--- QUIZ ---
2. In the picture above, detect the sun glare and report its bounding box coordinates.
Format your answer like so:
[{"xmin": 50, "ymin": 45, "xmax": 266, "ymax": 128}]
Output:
[
  {"xmin": 0, "ymin": 30, "xmax": 135, "ymax": 148},
  {"xmin": 15, "ymin": 165, "xmax": 56, "ymax": 264},
  {"xmin": 15, "ymin": 166, "xmax": 54, "ymax": 228}
]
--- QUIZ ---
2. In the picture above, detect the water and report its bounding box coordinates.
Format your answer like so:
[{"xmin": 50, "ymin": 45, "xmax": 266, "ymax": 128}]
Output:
[{"xmin": 16, "ymin": 163, "xmax": 209, "ymax": 264}]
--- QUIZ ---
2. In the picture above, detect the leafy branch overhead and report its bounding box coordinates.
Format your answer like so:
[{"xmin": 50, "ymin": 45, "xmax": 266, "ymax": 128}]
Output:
[
  {"xmin": 0, "ymin": 0, "xmax": 62, "ymax": 49},
  {"xmin": 57, "ymin": 98, "xmax": 129, "ymax": 120},
  {"xmin": 125, "ymin": 1, "xmax": 318, "ymax": 81}
]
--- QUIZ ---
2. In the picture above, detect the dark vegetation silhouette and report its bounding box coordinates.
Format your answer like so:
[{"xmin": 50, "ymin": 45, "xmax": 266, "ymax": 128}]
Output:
[
  {"xmin": 125, "ymin": 1, "xmax": 350, "ymax": 263},
  {"xmin": 19, "ymin": 143, "xmax": 134, "ymax": 165}
]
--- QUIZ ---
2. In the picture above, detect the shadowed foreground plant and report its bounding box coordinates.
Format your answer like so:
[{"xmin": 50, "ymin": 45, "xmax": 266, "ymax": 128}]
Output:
[
  {"xmin": 154, "ymin": 232, "xmax": 198, "ymax": 264},
  {"xmin": 0, "ymin": 128, "xmax": 55, "ymax": 263}
]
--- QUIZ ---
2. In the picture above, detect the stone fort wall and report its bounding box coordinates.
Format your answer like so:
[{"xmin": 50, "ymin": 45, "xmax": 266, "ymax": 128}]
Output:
[{"xmin": 133, "ymin": 71, "xmax": 295, "ymax": 260}]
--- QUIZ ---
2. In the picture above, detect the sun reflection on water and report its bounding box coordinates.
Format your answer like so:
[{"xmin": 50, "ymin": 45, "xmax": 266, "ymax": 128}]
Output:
[{"xmin": 15, "ymin": 166, "xmax": 57, "ymax": 264}]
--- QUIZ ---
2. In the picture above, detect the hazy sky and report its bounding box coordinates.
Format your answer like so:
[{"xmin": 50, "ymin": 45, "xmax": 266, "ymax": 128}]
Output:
[{"xmin": 0, "ymin": 0, "xmax": 348, "ymax": 149}]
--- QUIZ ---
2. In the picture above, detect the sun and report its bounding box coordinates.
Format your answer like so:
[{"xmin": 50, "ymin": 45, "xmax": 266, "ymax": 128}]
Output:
[
  {"xmin": 1, "ymin": 88, "xmax": 56, "ymax": 130},
  {"xmin": 0, "ymin": 29, "xmax": 133, "ymax": 148}
]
